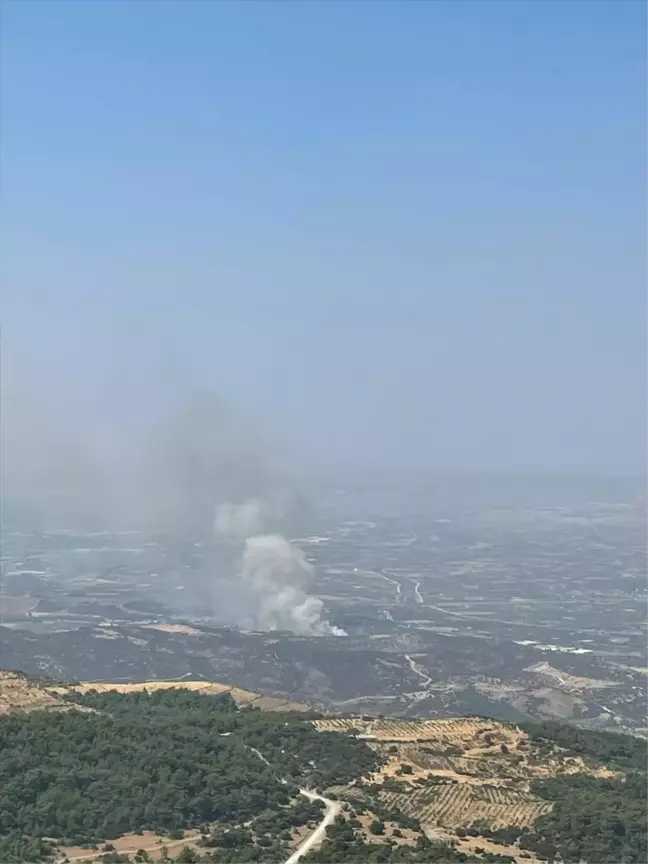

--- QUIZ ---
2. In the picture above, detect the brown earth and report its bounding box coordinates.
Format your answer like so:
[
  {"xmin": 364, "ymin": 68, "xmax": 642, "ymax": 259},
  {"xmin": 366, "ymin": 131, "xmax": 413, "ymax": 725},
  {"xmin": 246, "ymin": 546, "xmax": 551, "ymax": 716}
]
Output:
[
  {"xmin": 425, "ymin": 825, "xmax": 545, "ymax": 864},
  {"xmin": 58, "ymin": 829, "xmax": 202, "ymax": 863},
  {"xmin": 46, "ymin": 679, "xmax": 311, "ymax": 712},
  {"xmin": 317, "ymin": 715, "xmax": 618, "ymax": 848},
  {"xmin": 526, "ymin": 661, "xmax": 617, "ymax": 693},
  {"xmin": 355, "ymin": 814, "xmax": 418, "ymax": 846},
  {"xmin": 0, "ymin": 673, "xmax": 312, "ymax": 717},
  {"xmin": 138, "ymin": 624, "xmax": 203, "ymax": 635},
  {"xmin": 0, "ymin": 671, "xmax": 85, "ymax": 715}
]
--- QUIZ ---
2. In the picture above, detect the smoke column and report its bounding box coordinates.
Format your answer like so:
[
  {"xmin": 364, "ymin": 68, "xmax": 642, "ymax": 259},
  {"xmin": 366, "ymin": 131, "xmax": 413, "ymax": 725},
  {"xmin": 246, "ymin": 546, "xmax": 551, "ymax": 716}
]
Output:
[{"xmin": 215, "ymin": 499, "xmax": 346, "ymax": 636}]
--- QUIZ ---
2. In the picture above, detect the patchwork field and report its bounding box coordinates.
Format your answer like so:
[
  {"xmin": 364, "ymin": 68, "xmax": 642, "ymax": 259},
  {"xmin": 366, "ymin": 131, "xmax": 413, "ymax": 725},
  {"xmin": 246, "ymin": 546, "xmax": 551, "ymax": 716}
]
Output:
[
  {"xmin": 315, "ymin": 714, "xmax": 619, "ymax": 840},
  {"xmin": 0, "ymin": 673, "xmax": 643, "ymax": 863}
]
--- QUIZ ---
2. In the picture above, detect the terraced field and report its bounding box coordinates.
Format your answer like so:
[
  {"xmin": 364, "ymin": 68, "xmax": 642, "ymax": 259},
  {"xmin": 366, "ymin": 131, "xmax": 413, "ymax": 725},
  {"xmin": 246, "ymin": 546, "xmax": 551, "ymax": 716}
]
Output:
[
  {"xmin": 314, "ymin": 714, "xmax": 618, "ymax": 843},
  {"xmin": 0, "ymin": 673, "xmax": 642, "ymax": 864},
  {"xmin": 314, "ymin": 716, "xmax": 520, "ymax": 746},
  {"xmin": 378, "ymin": 785, "xmax": 551, "ymax": 829}
]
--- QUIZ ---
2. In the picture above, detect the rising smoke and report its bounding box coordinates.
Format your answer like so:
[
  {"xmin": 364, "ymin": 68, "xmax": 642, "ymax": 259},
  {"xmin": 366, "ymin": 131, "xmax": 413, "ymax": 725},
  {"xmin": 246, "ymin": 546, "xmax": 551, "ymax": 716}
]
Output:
[
  {"xmin": 214, "ymin": 497, "xmax": 272, "ymax": 542},
  {"xmin": 215, "ymin": 499, "xmax": 346, "ymax": 636},
  {"xmin": 137, "ymin": 393, "xmax": 343, "ymax": 636},
  {"xmin": 1, "ymin": 369, "xmax": 342, "ymax": 636}
]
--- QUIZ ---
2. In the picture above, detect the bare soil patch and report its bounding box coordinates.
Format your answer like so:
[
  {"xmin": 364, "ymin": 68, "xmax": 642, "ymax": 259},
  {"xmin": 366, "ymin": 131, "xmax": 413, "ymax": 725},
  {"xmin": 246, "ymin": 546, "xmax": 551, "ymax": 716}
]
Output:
[
  {"xmin": 47, "ymin": 680, "xmax": 311, "ymax": 712},
  {"xmin": 353, "ymin": 813, "xmax": 418, "ymax": 846},
  {"xmin": 317, "ymin": 715, "xmax": 619, "ymax": 839},
  {"xmin": 425, "ymin": 825, "xmax": 545, "ymax": 864},
  {"xmin": 59, "ymin": 829, "xmax": 202, "ymax": 863},
  {"xmin": 0, "ymin": 672, "xmax": 80, "ymax": 715},
  {"xmin": 526, "ymin": 661, "xmax": 616, "ymax": 693},
  {"xmin": 139, "ymin": 624, "xmax": 203, "ymax": 635}
]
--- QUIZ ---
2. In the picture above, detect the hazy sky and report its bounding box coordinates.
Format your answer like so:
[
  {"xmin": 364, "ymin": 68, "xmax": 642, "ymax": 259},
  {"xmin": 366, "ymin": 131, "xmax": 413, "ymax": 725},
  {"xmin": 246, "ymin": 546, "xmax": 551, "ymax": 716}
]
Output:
[{"xmin": 2, "ymin": 0, "xmax": 646, "ymax": 476}]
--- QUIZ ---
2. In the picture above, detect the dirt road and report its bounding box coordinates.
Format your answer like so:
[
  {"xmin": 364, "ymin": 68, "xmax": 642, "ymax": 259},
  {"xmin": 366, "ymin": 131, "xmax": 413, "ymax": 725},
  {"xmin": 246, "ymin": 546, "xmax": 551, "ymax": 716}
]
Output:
[
  {"xmin": 284, "ymin": 789, "xmax": 341, "ymax": 864},
  {"xmin": 245, "ymin": 742, "xmax": 340, "ymax": 862},
  {"xmin": 60, "ymin": 830, "xmax": 202, "ymax": 862}
]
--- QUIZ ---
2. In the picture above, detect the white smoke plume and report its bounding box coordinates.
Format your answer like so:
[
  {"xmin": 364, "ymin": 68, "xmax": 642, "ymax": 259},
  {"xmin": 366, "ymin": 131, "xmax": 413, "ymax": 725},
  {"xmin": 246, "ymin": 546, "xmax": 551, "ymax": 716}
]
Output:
[
  {"xmin": 214, "ymin": 498, "xmax": 269, "ymax": 543},
  {"xmin": 215, "ymin": 500, "xmax": 346, "ymax": 637}
]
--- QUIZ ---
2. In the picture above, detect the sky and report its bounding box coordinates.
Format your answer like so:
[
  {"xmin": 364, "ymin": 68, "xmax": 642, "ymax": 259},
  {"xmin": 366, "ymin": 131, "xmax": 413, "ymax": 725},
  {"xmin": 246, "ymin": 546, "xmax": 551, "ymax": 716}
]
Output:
[{"xmin": 1, "ymin": 0, "xmax": 646, "ymax": 477}]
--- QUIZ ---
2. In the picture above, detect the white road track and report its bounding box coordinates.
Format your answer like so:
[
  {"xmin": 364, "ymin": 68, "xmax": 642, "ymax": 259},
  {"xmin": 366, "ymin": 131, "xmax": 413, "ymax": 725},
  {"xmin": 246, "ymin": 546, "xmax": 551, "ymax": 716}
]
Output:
[
  {"xmin": 245, "ymin": 745, "xmax": 340, "ymax": 862},
  {"xmin": 63, "ymin": 792, "xmax": 339, "ymax": 864},
  {"xmin": 412, "ymin": 580, "xmax": 423, "ymax": 603},
  {"xmin": 404, "ymin": 653, "xmax": 433, "ymax": 687},
  {"xmin": 377, "ymin": 571, "xmax": 402, "ymax": 601},
  {"xmin": 284, "ymin": 790, "xmax": 341, "ymax": 864}
]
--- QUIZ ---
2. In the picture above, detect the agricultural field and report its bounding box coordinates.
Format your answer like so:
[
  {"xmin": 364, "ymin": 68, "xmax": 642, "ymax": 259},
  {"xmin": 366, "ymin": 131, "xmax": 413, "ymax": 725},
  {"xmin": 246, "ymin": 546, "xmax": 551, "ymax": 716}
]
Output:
[
  {"xmin": 0, "ymin": 673, "xmax": 645, "ymax": 863},
  {"xmin": 316, "ymin": 714, "xmax": 621, "ymax": 841},
  {"xmin": 2, "ymin": 487, "xmax": 646, "ymax": 737},
  {"xmin": 314, "ymin": 716, "xmax": 523, "ymax": 747},
  {"xmin": 377, "ymin": 784, "xmax": 551, "ymax": 829}
]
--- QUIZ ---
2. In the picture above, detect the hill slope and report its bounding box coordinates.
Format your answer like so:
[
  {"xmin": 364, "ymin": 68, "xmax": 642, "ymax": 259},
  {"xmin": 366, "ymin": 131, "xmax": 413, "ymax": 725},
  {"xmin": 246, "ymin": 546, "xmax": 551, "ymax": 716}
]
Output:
[{"xmin": 0, "ymin": 673, "xmax": 644, "ymax": 864}]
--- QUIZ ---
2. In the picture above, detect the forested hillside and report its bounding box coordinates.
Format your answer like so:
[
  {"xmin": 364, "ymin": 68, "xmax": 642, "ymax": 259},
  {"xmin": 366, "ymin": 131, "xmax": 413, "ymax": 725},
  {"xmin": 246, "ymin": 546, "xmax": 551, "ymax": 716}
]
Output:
[
  {"xmin": 0, "ymin": 683, "xmax": 644, "ymax": 863},
  {"xmin": 0, "ymin": 688, "xmax": 374, "ymax": 861}
]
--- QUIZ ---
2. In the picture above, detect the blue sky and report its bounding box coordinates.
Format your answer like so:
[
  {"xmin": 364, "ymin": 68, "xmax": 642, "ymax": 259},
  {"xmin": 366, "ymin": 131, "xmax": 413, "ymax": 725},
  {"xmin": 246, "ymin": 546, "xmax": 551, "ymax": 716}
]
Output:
[{"xmin": 2, "ymin": 0, "xmax": 646, "ymax": 475}]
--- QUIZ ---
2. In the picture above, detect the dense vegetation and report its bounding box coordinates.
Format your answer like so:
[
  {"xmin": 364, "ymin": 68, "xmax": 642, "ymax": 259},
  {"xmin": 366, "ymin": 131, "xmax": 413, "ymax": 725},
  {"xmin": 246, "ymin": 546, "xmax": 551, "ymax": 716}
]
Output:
[
  {"xmin": 520, "ymin": 719, "xmax": 647, "ymax": 771},
  {"xmin": 64, "ymin": 829, "xmax": 515, "ymax": 864},
  {"xmin": 303, "ymin": 815, "xmax": 504, "ymax": 863},
  {"xmin": 471, "ymin": 722, "xmax": 648, "ymax": 863},
  {"xmin": 0, "ymin": 688, "xmax": 378, "ymax": 861},
  {"xmin": 523, "ymin": 771, "xmax": 647, "ymax": 863},
  {"xmin": 0, "ymin": 690, "xmax": 645, "ymax": 863},
  {"xmin": 468, "ymin": 772, "xmax": 647, "ymax": 864}
]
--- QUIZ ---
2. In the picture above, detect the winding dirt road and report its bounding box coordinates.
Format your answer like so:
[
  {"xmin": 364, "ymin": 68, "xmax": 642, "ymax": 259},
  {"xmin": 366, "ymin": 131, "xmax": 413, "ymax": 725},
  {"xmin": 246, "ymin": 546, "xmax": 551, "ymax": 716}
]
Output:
[
  {"xmin": 245, "ymin": 743, "xmax": 340, "ymax": 863},
  {"xmin": 284, "ymin": 789, "xmax": 341, "ymax": 864}
]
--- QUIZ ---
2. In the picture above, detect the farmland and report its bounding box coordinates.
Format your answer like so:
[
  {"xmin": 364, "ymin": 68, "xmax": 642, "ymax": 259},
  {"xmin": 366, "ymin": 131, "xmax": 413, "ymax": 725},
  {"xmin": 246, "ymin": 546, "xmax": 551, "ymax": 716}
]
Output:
[
  {"xmin": 314, "ymin": 716, "xmax": 522, "ymax": 745},
  {"xmin": 377, "ymin": 784, "xmax": 551, "ymax": 829},
  {"xmin": 0, "ymin": 674, "xmax": 645, "ymax": 862},
  {"xmin": 2, "ymin": 486, "xmax": 646, "ymax": 737},
  {"xmin": 314, "ymin": 713, "xmax": 647, "ymax": 862},
  {"xmin": 314, "ymin": 714, "xmax": 621, "ymax": 840}
]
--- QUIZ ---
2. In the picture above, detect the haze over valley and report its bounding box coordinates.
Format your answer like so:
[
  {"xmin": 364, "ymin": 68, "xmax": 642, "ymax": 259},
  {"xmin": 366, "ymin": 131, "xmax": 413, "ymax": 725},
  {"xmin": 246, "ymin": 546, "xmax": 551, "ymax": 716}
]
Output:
[{"xmin": 1, "ymin": 1, "xmax": 646, "ymax": 862}]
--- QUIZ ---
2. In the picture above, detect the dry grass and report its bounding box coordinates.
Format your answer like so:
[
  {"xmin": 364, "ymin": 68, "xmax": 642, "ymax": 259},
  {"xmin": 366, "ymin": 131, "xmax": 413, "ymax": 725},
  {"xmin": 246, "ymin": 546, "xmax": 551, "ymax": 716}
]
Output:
[
  {"xmin": 315, "ymin": 715, "xmax": 619, "ymax": 842},
  {"xmin": 355, "ymin": 814, "xmax": 418, "ymax": 846},
  {"xmin": 314, "ymin": 716, "xmax": 523, "ymax": 748},
  {"xmin": 0, "ymin": 673, "xmax": 311, "ymax": 716},
  {"xmin": 139, "ymin": 624, "xmax": 203, "ymax": 636},
  {"xmin": 0, "ymin": 672, "xmax": 82, "ymax": 715},
  {"xmin": 457, "ymin": 835, "xmax": 546, "ymax": 863},
  {"xmin": 526, "ymin": 661, "xmax": 617, "ymax": 693},
  {"xmin": 58, "ymin": 829, "xmax": 202, "ymax": 863},
  {"xmin": 49, "ymin": 680, "xmax": 233, "ymax": 697},
  {"xmin": 426, "ymin": 825, "xmax": 546, "ymax": 864},
  {"xmin": 47, "ymin": 680, "xmax": 311, "ymax": 712}
]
